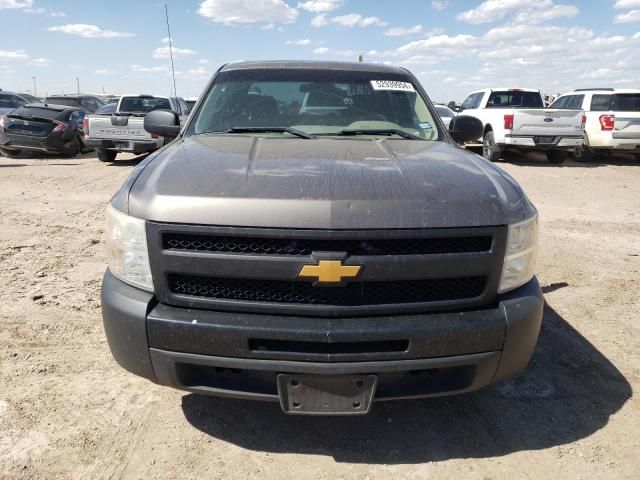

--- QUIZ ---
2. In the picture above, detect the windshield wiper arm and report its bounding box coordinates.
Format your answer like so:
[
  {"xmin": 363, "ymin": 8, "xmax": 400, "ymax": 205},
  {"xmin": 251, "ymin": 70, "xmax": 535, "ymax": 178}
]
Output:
[
  {"xmin": 336, "ymin": 129, "xmax": 424, "ymax": 140},
  {"xmin": 226, "ymin": 127, "xmax": 315, "ymax": 139}
]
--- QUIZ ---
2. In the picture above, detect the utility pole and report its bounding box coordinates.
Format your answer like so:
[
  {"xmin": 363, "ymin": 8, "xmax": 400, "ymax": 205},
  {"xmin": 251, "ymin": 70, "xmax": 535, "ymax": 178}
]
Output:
[
  {"xmin": 32, "ymin": 76, "xmax": 37, "ymax": 97},
  {"xmin": 76, "ymin": 77, "xmax": 80, "ymax": 94},
  {"xmin": 165, "ymin": 4, "xmax": 177, "ymax": 97}
]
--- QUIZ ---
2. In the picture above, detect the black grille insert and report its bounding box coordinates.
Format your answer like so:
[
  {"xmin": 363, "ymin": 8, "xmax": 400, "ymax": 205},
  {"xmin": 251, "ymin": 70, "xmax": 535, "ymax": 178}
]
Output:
[
  {"xmin": 169, "ymin": 275, "xmax": 486, "ymax": 306},
  {"xmin": 163, "ymin": 234, "xmax": 493, "ymax": 256}
]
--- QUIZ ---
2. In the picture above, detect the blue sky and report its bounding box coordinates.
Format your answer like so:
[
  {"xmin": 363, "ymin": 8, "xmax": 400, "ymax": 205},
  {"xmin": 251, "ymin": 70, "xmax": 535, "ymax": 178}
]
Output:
[{"xmin": 1, "ymin": 0, "xmax": 639, "ymax": 102}]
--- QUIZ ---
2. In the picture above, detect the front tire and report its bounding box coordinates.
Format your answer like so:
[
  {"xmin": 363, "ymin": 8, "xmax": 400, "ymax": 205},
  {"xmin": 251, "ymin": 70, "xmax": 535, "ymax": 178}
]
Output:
[
  {"xmin": 482, "ymin": 130, "xmax": 502, "ymax": 162},
  {"xmin": 547, "ymin": 150, "xmax": 568, "ymax": 164},
  {"xmin": 63, "ymin": 136, "xmax": 82, "ymax": 158},
  {"xmin": 97, "ymin": 148, "xmax": 117, "ymax": 162}
]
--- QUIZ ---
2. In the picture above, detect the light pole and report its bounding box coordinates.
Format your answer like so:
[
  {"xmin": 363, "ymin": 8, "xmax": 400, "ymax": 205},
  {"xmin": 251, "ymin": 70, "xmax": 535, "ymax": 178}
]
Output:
[
  {"xmin": 32, "ymin": 76, "xmax": 37, "ymax": 97},
  {"xmin": 76, "ymin": 77, "xmax": 80, "ymax": 94}
]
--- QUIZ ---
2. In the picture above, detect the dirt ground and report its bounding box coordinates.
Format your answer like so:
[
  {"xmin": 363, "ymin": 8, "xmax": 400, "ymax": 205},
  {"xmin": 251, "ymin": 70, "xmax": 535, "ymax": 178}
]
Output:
[{"xmin": 0, "ymin": 150, "xmax": 638, "ymax": 480}]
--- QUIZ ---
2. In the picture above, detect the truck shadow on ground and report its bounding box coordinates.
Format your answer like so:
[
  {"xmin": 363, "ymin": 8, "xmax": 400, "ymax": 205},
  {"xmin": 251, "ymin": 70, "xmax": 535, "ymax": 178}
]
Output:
[
  {"xmin": 181, "ymin": 302, "xmax": 631, "ymax": 463},
  {"xmin": 466, "ymin": 147, "xmax": 638, "ymax": 167}
]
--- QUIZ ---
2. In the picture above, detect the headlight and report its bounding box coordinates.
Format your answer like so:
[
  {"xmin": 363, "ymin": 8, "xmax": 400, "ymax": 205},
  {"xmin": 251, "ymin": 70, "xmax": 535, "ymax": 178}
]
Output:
[
  {"xmin": 499, "ymin": 213, "xmax": 538, "ymax": 293},
  {"xmin": 105, "ymin": 205, "xmax": 154, "ymax": 291}
]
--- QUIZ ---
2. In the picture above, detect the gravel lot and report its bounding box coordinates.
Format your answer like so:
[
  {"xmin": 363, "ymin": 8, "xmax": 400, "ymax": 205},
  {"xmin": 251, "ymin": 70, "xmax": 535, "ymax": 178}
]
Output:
[{"xmin": 1, "ymin": 150, "xmax": 638, "ymax": 479}]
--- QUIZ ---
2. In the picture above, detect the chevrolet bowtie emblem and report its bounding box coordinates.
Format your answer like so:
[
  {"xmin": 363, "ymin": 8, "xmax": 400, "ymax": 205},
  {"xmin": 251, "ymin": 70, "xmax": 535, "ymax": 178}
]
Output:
[{"xmin": 298, "ymin": 260, "xmax": 362, "ymax": 284}]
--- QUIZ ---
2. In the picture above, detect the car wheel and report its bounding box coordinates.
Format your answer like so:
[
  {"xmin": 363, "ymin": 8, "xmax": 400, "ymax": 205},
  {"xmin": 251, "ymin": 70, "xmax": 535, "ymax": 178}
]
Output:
[
  {"xmin": 482, "ymin": 130, "xmax": 502, "ymax": 162},
  {"xmin": 63, "ymin": 136, "xmax": 81, "ymax": 158},
  {"xmin": 547, "ymin": 150, "xmax": 568, "ymax": 164},
  {"xmin": 97, "ymin": 148, "xmax": 117, "ymax": 162},
  {"xmin": 573, "ymin": 145, "xmax": 595, "ymax": 162}
]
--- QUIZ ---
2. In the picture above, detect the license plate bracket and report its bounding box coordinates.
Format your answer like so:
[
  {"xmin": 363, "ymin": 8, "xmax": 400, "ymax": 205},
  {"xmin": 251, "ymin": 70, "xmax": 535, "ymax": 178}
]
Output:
[{"xmin": 277, "ymin": 374, "xmax": 377, "ymax": 415}]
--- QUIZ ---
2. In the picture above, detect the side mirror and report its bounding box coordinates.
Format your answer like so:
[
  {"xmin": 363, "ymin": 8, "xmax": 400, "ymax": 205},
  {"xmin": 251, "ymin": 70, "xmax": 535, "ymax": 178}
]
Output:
[
  {"xmin": 449, "ymin": 115, "xmax": 483, "ymax": 144},
  {"xmin": 144, "ymin": 109, "xmax": 180, "ymax": 138}
]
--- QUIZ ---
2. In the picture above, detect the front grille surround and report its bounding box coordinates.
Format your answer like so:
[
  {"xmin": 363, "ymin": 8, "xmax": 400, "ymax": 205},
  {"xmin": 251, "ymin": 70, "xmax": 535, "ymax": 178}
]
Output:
[{"xmin": 147, "ymin": 222, "xmax": 507, "ymax": 317}]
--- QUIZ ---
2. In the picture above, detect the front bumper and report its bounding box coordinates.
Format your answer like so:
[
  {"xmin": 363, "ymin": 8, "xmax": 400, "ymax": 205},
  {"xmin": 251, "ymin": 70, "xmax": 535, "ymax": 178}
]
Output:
[
  {"xmin": 503, "ymin": 134, "xmax": 584, "ymax": 149},
  {"xmin": 101, "ymin": 269, "xmax": 543, "ymax": 405},
  {"xmin": 84, "ymin": 138, "xmax": 160, "ymax": 154}
]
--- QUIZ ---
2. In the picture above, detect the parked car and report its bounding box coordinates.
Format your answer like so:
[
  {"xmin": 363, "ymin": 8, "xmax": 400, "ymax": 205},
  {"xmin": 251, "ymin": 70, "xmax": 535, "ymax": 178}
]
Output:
[
  {"xmin": 0, "ymin": 103, "xmax": 85, "ymax": 157},
  {"xmin": 95, "ymin": 103, "xmax": 117, "ymax": 115},
  {"xmin": 0, "ymin": 91, "xmax": 29, "ymax": 115},
  {"xmin": 83, "ymin": 94, "xmax": 190, "ymax": 162},
  {"xmin": 460, "ymin": 88, "xmax": 585, "ymax": 163},
  {"xmin": 17, "ymin": 93, "xmax": 41, "ymax": 104},
  {"xmin": 550, "ymin": 88, "xmax": 640, "ymax": 162},
  {"xmin": 102, "ymin": 60, "xmax": 543, "ymax": 416},
  {"xmin": 43, "ymin": 94, "xmax": 106, "ymax": 114},
  {"xmin": 185, "ymin": 97, "xmax": 198, "ymax": 110},
  {"xmin": 435, "ymin": 105, "xmax": 456, "ymax": 128}
]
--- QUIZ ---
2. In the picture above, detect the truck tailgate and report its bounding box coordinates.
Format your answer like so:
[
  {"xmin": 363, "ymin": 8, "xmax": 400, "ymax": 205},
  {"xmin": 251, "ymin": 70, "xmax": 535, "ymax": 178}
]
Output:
[
  {"xmin": 613, "ymin": 112, "xmax": 640, "ymax": 140},
  {"xmin": 512, "ymin": 109, "xmax": 584, "ymax": 137},
  {"xmin": 88, "ymin": 116, "xmax": 153, "ymax": 140}
]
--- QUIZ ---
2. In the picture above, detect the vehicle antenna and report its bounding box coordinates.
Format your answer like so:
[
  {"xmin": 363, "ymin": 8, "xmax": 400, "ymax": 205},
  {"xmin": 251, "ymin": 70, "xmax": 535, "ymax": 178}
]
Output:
[{"xmin": 165, "ymin": 3, "xmax": 178, "ymax": 98}]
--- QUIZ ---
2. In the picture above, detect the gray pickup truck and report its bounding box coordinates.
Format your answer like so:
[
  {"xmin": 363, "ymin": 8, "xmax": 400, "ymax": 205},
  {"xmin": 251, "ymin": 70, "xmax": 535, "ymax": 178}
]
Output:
[
  {"xmin": 84, "ymin": 95, "xmax": 190, "ymax": 162},
  {"xmin": 102, "ymin": 61, "xmax": 543, "ymax": 415}
]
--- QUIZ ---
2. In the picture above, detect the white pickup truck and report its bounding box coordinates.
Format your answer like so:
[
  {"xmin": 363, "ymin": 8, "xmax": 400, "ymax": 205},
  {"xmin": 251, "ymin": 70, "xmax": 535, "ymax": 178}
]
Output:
[
  {"xmin": 460, "ymin": 88, "xmax": 585, "ymax": 163},
  {"xmin": 549, "ymin": 88, "xmax": 640, "ymax": 162},
  {"xmin": 83, "ymin": 95, "xmax": 190, "ymax": 162}
]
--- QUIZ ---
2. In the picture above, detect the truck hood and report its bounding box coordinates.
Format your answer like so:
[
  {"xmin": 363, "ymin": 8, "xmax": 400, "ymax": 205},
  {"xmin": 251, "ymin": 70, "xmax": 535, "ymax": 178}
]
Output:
[{"xmin": 127, "ymin": 135, "xmax": 528, "ymax": 229}]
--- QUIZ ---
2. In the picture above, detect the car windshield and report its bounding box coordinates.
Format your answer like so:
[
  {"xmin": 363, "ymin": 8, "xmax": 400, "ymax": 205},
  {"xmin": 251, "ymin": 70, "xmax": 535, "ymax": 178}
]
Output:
[
  {"xmin": 119, "ymin": 96, "xmax": 172, "ymax": 114},
  {"xmin": 188, "ymin": 69, "xmax": 440, "ymax": 140},
  {"xmin": 436, "ymin": 106, "xmax": 453, "ymax": 118}
]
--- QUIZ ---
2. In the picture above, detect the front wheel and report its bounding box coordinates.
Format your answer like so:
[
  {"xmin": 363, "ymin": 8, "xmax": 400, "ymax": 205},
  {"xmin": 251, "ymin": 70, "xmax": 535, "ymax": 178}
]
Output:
[
  {"xmin": 97, "ymin": 148, "xmax": 117, "ymax": 162},
  {"xmin": 62, "ymin": 136, "xmax": 82, "ymax": 158},
  {"xmin": 546, "ymin": 150, "xmax": 568, "ymax": 164},
  {"xmin": 482, "ymin": 130, "xmax": 502, "ymax": 162}
]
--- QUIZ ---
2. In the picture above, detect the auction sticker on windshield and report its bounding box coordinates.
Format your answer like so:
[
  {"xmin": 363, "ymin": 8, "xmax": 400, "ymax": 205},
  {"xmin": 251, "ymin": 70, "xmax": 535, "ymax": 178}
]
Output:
[{"xmin": 370, "ymin": 80, "xmax": 416, "ymax": 92}]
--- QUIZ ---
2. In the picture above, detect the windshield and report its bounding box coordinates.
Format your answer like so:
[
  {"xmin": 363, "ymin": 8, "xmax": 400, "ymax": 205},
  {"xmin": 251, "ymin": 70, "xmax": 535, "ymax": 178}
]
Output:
[
  {"xmin": 188, "ymin": 69, "xmax": 440, "ymax": 140},
  {"xmin": 435, "ymin": 106, "xmax": 454, "ymax": 118},
  {"xmin": 119, "ymin": 96, "xmax": 172, "ymax": 114}
]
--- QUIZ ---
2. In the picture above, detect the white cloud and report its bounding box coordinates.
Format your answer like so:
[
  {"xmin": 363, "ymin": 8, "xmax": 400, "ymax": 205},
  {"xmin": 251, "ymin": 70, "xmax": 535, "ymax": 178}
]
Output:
[
  {"xmin": 0, "ymin": 49, "xmax": 29, "ymax": 60},
  {"xmin": 311, "ymin": 14, "xmax": 328, "ymax": 26},
  {"xmin": 512, "ymin": 4, "xmax": 578, "ymax": 24},
  {"xmin": 286, "ymin": 38, "xmax": 312, "ymax": 45},
  {"xmin": 298, "ymin": 0, "xmax": 343, "ymax": 13},
  {"xmin": 313, "ymin": 47, "xmax": 329, "ymax": 54},
  {"xmin": 27, "ymin": 57, "xmax": 51, "ymax": 67},
  {"xmin": 48, "ymin": 24, "xmax": 135, "ymax": 38},
  {"xmin": 384, "ymin": 25, "xmax": 424, "ymax": 36},
  {"xmin": 312, "ymin": 12, "xmax": 387, "ymax": 28},
  {"xmin": 431, "ymin": 0, "xmax": 450, "ymax": 10},
  {"xmin": 131, "ymin": 64, "xmax": 169, "ymax": 73},
  {"xmin": 160, "ymin": 37, "xmax": 171, "ymax": 44},
  {"xmin": 615, "ymin": 9, "xmax": 640, "ymax": 22},
  {"xmin": 0, "ymin": 0, "xmax": 33, "ymax": 9},
  {"xmin": 152, "ymin": 46, "xmax": 198, "ymax": 59},
  {"xmin": 614, "ymin": 0, "xmax": 640, "ymax": 7},
  {"xmin": 457, "ymin": 0, "xmax": 577, "ymax": 25},
  {"xmin": 176, "ymin": 66, "xmax": 210, "ymax": 81},
  {"xmin": 198, "ymin": 59, "xmax": 209, "ymax": 64},
  {"xmin": 197, "ymin": 0, "xmax": 298, "ymax": 24},
  {"xmin": 95, "ymin": 68, "xmax": 111, "ymax": 75}
]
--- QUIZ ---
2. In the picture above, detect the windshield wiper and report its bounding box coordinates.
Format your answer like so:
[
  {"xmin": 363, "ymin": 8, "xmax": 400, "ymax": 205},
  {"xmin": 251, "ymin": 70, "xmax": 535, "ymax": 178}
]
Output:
[
  {"xmin": 334, "ymin": 129, "xmax": 424, "ymax": 140},
  {"xmin": 114, "ymin": 112, "xmax": 146, "ymax": 117},
  {"xmin": 226, "ymin": 126, "xmax": 315, "ymax": 139}
]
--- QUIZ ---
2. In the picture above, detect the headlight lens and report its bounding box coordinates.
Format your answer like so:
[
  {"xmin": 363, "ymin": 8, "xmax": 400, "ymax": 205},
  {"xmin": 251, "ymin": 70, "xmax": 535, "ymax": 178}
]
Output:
[
  {"xmin": 499, "ymin": 213, "xmax": 538, "ymax": 293},
  {"xmin": 105, "ymin": 205, "xmax": 154, "ymax": 291}
]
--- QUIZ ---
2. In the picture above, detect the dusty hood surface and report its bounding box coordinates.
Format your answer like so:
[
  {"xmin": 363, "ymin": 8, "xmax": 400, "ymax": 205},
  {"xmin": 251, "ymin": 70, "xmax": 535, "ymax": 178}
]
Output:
[{"xmin": 128, "ymin": 135, "xmax": 527, "ymax": 229}]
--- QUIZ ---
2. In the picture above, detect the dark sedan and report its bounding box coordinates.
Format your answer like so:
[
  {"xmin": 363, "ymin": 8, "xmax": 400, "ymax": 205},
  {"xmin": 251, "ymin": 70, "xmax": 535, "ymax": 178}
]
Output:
[{"xmin": 0, "ymin": 103, "xmax": 85, "ymax": 157}]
